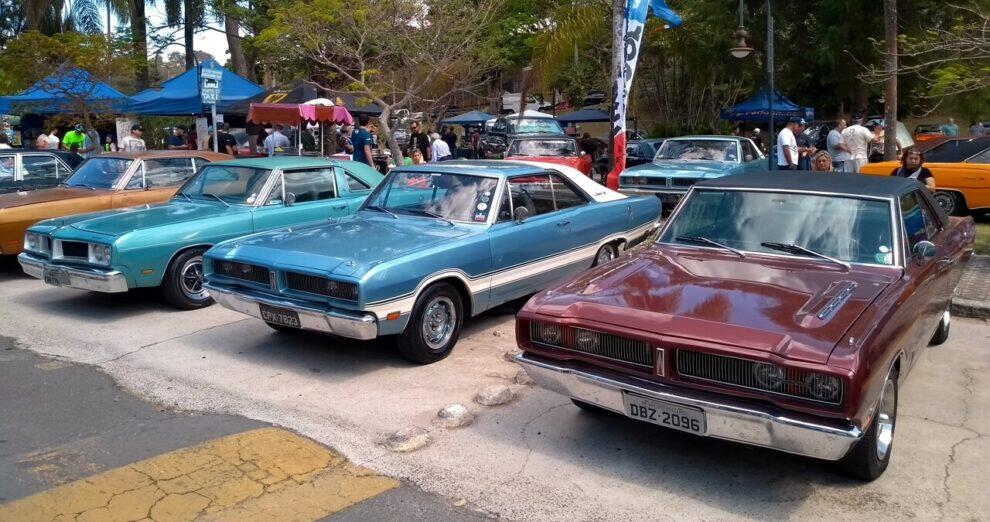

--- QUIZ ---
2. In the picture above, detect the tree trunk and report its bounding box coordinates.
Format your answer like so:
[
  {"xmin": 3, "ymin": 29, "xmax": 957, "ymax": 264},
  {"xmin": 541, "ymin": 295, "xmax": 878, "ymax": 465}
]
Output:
[
  {"xmin": 131, "ymin": 0, "xmax": 149, "ymax": 90},
  {"xmin": 883, "ymin": 0, "xmax": 898, "ymax": 160},
  {"xmin": 225, "ymin": 12, "xmax": 249, "ymax": 78},
  {"xmin": 377, "ymin": 105, "xmax": 404, "ymax": 164},
  {"xmin": 24, "ymin": 0, "xmax": 50, "ymax": 30},
  {"xmin": 184, "ymin": 0, "xmax": 195, "ymax": 70}
]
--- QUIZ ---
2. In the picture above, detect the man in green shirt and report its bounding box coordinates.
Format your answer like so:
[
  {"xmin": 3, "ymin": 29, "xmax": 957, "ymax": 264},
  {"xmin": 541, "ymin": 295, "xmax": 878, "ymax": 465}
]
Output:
[{"xmin": 62, "ymin": 124, "xmax": 87, "ymax": 151}]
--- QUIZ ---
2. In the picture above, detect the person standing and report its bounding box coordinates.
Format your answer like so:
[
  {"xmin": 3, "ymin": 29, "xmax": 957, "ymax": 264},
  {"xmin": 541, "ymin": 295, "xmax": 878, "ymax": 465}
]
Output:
[
  {"xmin": 841, "ymin": 116, "xmax": 876, "ymax": 173},
  {"xmin": 890, "ymin": 148, "xmax": 935, "ymax": 191},
  {"xmin": 407, "ymin": 122, "xmax": 430, "ymax": 162},
  {"xmin": 776, "ymin": 119, "xmax": 800, "ymax": 170},
  {"xmin": 351, "ymin": 114, "xmax": 375, "ymax": 169},
  {"xmin": 469, "ymin": 127, "xmax": 481, "ymax": 159},
  {"xmin": 62, "ymin": 124, "xmax": 87, "ymax": 152},
  {"xmin": 208, "ymin": 122, "xmax": 238, "ymax": 155},
  {"xmin": 750, "ymin": 128, "xmax": 765, "ymax": 153},
  {"xmin": 0, "ymin": 134, "xmax": 11, "ymax": 149},
  {"xmin": 826, "ymin": 119, "xmax": 850, "ymax": 171},
  {"xmin": 429, "ymin": 132, "xmax": 452, "ymax": 162},
  {"xmin": 103, "ymin": 134, "xmax": 117, "ymax": 152},
  {"xmin": 940, "ymin": 117, "xmax": 959, "ymax": 137},
  {"xmin": 794, "ymin": 119, "xmax": 815, "ymax": 170},
  {"xmin": 45, "ymin": 128, "xmax": 60, "ymax": 150},
  {"xmin": 441, "ymin": 126, "xmax": 458, "ymax": 159},
  {"xmin": 82, "ymin": 125, "xmax": 101, "ymax": 158},
  {"xmin": 337, "ymin": 125, "xmax": 354, "ymax": 156},
  {"xmin": 167, "ymin": 127, "xmax": 190, "ymax": 150},
  {"xmin": 970, "ymin": 121, "xmax": 985, "ymax": 137},
  {"xmin": 264, "ymin": 124, "xmax": 291, "ymax": 156},
  {"xmin": 35, "ymin": 131, "xmax": 50, "ymax": 149},
  {"xmin": 119, "ymin": 124, "xmax": 147, "ymax": 152}
]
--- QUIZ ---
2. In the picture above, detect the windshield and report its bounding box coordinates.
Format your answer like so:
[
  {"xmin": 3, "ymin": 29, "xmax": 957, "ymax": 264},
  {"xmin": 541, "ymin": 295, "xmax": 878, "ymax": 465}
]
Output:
[
  {"xmin": 179, "ymin": 165, "xmax": 272, "ymax": 205},
  {"xmin": 656, "ymin": 140, "xmax": 738, "ymax": 162},
  {"xmin": 660, "ymin": 189, "xmax": 895, "ymax": 266},
  {"xmin": 507, "ymin": 118, "xmax": 565, "ymax": 135},
  {"xmin": 364, "ymin": 171, "xmax": 500, "ymax": 223},
  {"xmin": 508, "ymin": 139, "xmax": 577, "ymax": 157},
  {"xmin": 63, "ymin": 158, "xmax": 133, "ymax": 189}
]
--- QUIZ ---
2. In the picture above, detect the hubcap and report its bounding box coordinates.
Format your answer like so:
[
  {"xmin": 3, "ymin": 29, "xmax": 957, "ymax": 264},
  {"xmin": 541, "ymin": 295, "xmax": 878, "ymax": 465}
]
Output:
[
  {"xmin": 421, "ymin": 296, "xmax": 456, "ymax": 350},
  {"xmin": 180, "ymin": 257, "xmax": 208, "ymax": 301},
  {"xmin": 875, "ymin": 376, "xmax": 896, "ymax": 460},
  {"xmin": 934, "ymin": 192, "xmax": 955, "ymax": 214},
  {"xmin": 942, "ymin": 309, "xmax": 951, "ymax": 329},
  {"xmin": 596, "ymin": 246, "xmax": 616, "ymax": 265}
]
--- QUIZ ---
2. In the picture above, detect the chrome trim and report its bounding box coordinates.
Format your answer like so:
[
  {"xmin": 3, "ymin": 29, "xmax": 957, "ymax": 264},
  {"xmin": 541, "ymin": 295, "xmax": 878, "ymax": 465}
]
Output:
[
  {"xmin": 18, "ymin": 253, "xmax": 129, "ymax": 293},
  {"xmin": 205, "ymin": 282, "xmax": 378, "ymax": 340},
  {"xmin": 818, "ymin": 283, "xmax": 857, "ymax": 320},
  {"xmin": 516, "ymin": 353, "xmax": 862, "ymax": 461}
]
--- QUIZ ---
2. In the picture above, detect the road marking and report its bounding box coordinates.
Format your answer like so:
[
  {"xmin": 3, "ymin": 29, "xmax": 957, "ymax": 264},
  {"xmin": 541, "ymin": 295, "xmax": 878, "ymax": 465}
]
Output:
[{"xmin": 0, "ymin": 427, "xmax": 398, "ymax": 521}]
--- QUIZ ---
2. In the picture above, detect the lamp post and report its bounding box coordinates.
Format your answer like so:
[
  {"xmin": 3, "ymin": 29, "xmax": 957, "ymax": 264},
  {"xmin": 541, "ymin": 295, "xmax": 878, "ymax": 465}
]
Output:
[{"xmin": 730, "ymin": 0, "xmax": 775, "ymax": 170}]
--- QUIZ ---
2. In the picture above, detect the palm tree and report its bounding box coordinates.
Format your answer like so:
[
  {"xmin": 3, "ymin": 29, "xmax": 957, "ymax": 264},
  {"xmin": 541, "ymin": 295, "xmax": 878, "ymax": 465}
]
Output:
[
  {"xmin": 129, "ymin": 0, "xmax": 149, "ymax": 89},
  {"xmin": 163, "ymin": 0, "xmax": 204, "ymax": 70},
  {"xmin": 62, "ymin": 0, "xmax": 103, "ymax": 33}
]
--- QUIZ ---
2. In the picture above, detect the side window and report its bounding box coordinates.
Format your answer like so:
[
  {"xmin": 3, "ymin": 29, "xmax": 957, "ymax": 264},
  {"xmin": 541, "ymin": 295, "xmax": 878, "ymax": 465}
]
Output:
[
  {"xmin": 266, "ymin": 177, "xmax": 283, "ymax": 205},
  {"xmin": 496, "ymin": 186, "xmax": 513, "ymax": 223},
  {"xmin": 21, "ymin": 155, "xmax": 60, "ymax": 180},
  {"xmin": 549, "ymin": 174, "xmax": 587, "ymax": 210},
  {"xmin": 742, "ymin": 140, "xmax": 759, "ymax": 160},
  {"xmin": 143, "ymin": 158, "xmax": 196, "ymax": 188},
  {"xmin": 968, "ymin": 148, "xmax": 990, "ymax": 164},
  {"xmin": 626, "ymin": 144, "xmax": 640, "ymax": 157},
  {"xmin": 343, "ymin": 171, "xmax": 370, "ymax": 192},
  {"xmin": 283, "ymin": 169, "xmax": 336, "ymax": 203},
  {"xmin": 0, "ymin": 154, "xmax": 14, "ymax": 179},
  {"xmin": 507, "ymin": 175, "xmax": 555, "ymax": 216},
  {"xmin": 125, "ymin": 165, "xmax": 144, "ymax": 189},
  {"xmin": 494, "ymin": 119, "xmax": 507, "ymax": 134},
  {"xmin": 900, "ymin": 191, "xmax": 938, "ymax": 249}
]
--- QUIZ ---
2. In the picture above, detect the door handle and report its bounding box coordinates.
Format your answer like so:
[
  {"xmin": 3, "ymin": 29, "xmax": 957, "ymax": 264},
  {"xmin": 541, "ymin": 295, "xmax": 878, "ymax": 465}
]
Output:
[
  {"xmin": 332, "ymin": 204, "xmax": 347, "ymax": 210},
  {"xmin": 557, "ymin": 221, "xmax": 571, "ymax": 227}
]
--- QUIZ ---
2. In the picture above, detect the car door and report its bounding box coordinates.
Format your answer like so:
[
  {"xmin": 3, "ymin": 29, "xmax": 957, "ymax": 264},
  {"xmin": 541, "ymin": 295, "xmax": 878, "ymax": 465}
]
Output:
[
  {"xmin": 897, "ymin": 190, "xmax": 947, "ymax": 369},
  {"xmin": 487, "ymin": 173, "xmax": 590, "ymax": 304},
  {"xmin": 334, "ymin": 166, "xmax": 374, "ymax": 212},
  {"xmin": 251, "ymin": 167, "xmax": 349, "ymax": 231},
  {"xmin": 112, "ymin": 158, "xmax": 197, "ymax": 208}
]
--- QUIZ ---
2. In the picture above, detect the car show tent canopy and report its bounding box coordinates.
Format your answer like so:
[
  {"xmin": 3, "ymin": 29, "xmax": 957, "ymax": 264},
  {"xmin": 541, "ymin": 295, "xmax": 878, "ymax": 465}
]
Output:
[
  {"xmin": 247, "ymin": 103, "xmax": 353, "ymax": 125},
  {"xmin": 0, "ymin": 65, "xmax": 131, "ymax": 115},
  {"xmin": 555, "ymin": 108, "xmax": 610, "ymax": 123},
  {"xmin": 439, "ymin": 110, "xmax": 495, "ymax": 126},
  {"xmin": 226, "ymin": 83, "xmax": 381, "ymax": 117},
  {"xmin": 128, "ymin": 59, "xmax": 264, "ymax": 115},
  {"xmin": 719, "ymin": 88, "xmax": 814, "ymax": 122}
]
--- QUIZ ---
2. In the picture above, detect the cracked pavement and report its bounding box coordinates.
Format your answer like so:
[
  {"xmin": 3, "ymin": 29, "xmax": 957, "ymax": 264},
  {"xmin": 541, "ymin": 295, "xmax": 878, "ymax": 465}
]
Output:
[{"xmin": 1, "ymin": 260, "xmax": 988, "ymax": 520}]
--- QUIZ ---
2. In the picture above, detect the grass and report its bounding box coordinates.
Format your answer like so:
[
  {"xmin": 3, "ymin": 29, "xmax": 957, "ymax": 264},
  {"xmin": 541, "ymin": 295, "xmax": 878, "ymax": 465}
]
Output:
[{"xmin": 974, "ymin": 217, "xmax": 990, "ymax": 255}]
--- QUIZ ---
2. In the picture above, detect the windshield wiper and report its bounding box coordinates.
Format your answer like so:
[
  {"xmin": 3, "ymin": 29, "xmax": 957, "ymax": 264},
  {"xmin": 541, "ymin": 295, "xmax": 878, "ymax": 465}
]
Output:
[
  {"xmin": 760, "ymin": 242, "xmax": 850, "ymax": 271},
  {"xmin": 364, "ymin": 205, "xmax": 397, "ymax": 219},
  {"xmin": 202, "ymin": 193, "xmax": 230, "ymax": 207},
  {"xmin": 175, "ymin": 192, "xmax": 193, "ymax": 202},
  {"xmin": 676, "ymin": 235, "xmax": 746, "ymax": 258},
  {"xmin": 404, "ymin": 208, "xmax": 453, "ymax": 226}
]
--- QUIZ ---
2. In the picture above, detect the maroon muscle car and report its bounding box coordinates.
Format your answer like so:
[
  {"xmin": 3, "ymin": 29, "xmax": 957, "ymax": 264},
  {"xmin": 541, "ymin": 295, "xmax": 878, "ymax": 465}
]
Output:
[{"xmin": 515, "ymin": 172, "xmax": 974, "ymax": 480}]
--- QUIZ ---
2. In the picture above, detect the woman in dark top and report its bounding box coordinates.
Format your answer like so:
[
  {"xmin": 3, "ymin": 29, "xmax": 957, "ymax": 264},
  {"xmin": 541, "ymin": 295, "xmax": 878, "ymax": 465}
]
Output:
[{"xmin": 890, "ymin": 147, "xmax": 935, "ymax": 191}]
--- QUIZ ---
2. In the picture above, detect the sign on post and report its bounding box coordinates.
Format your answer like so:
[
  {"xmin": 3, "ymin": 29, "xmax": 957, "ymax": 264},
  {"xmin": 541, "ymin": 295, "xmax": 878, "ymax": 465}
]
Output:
[{"xmin": 200, "ymin": 66, "xmax": 223, "ymax": 152}]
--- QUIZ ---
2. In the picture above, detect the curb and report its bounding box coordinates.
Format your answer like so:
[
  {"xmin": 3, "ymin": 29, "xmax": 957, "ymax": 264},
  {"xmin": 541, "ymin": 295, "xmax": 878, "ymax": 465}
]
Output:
[
  {"xmin": 952, "ymin": 254, "xmax": 989, "ymax": 320},
  {"xmin": 951, "ymin": 298, "xmax": 990, "ymax": 320}
]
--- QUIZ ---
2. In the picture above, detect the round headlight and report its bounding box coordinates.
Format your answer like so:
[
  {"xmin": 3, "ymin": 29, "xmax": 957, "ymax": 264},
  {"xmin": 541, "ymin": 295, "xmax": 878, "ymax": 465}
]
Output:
[
  {"xmin": 804, "ymin": 373, "xmax": 842, "ymax": 402},
  {"xmin": 574, "ymin": 329, "xmax": 599, "ymax": 351},
  {"xmin": 753, "ymin": 362, "xmax": 785, "ymax": 390},
  {"xmin": 537, "ymin": 324, "xmax": 562, "ymax": 345}
]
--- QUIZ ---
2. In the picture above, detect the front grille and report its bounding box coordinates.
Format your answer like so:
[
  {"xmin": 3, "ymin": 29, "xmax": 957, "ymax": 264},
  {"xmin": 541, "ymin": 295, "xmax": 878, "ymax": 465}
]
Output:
[
  {"xmin": 529, "ymin": 322, "xmax": 654, "ymax": 368},
  {"xmin": 285, "ymin": 272, "xmax": 358, "ymax": 301},
  {"xmin": 675, "ymin": 350, "xmax": 844, "ymax": 406},
  {"xmin": 60, "ymin": 241, "xmax": 88, "ymax": 258},
  {"xmin": 670, "ymin": 177, "xmax": 700, "ymax": 187},
  {"xmin": 213, "ymin": 260, "xmax": 270, "ymax": 285},
  {"xmin": 622, "ymin": 176, "xmax": 667, "ymax": 187}
]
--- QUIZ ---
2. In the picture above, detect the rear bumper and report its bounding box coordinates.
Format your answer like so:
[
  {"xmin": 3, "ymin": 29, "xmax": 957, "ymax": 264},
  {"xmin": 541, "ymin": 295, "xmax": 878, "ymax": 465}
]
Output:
[
  {"xmin": 515, "ymin": 353, "xmax": 862, "ymax": 461},
  {"xmin": 204, "ymin": 282, "xmax": 378, "ymax": 340},
  {"xmin": 18, "ymin": 253, "xmax": 129, "ymax": 293}
]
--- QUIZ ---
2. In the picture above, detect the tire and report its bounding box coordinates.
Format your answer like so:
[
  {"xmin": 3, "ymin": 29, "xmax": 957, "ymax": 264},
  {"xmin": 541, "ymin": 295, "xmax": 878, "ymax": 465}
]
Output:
[
  {"xmin": 265, "ymin": 321, "xmax": 299, "ymax": 334},
  {"xmin": 161, "ymin": 248, "xmax": 214, "ymax": 310},
  {"xmin": 593, "ymin": 243, "xmax": 619, "ymax": 267},
  {"xmin": 933, "ymin": 191, "xmax": 967, "ymax": 216},
  {"xmin": 930, "ymin": 308, "xmax": 951, "ymax": 346},
  {"xmin": 396, "ymin": 283, "xmax": 464, "ymax": 364},
  {"xmin": 839, "ymin": 370, "xmax": 897, "ymax": 481},
  {"xmin": 571, "ymin": 399, "xmax": 617, "ymax": 415}
]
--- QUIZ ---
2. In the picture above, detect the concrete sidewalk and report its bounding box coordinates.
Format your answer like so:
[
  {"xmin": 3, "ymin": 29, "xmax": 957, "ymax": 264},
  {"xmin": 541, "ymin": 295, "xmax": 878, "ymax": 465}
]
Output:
[{"xmin": 953, "ymin": 254, "xmax": 990, "ymax": 319}]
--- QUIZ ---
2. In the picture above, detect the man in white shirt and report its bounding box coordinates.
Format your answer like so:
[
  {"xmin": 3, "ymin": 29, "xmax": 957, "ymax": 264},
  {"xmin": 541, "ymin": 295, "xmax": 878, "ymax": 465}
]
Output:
[
  {"xmin": 120, "ymin": 124, "xmax": 147, "ymax": 152},
  {"xmin": 776, "ymin": 119, "xmax": 800, "ymax": 170},
  {"xmin": 841, "ymin": 117, "xmax": 876, "ymax": 173},
  {"xmin": 429, "ymin": 132, "xmax": 452, "ymax": 162},
  {"xmin": 826, "ymin": 119, "xmax": 850, "ymax": 171},
  {"xmin": 46, "ymin": 129, "xmax": 60, "ymax": 150}
]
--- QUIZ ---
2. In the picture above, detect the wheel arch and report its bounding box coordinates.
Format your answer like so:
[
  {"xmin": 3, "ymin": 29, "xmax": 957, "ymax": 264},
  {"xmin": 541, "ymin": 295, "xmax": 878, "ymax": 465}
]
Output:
[
  {"xmin": 162, "ymin": 243, "xmax": 213, "ymax": 281},
  {"xmin": 422, "ymin": 276, "xmax": 474, "ymax": 319}
]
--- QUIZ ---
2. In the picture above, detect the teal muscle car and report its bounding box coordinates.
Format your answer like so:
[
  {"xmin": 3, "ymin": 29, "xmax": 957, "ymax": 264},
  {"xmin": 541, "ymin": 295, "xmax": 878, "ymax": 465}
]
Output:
[
  {"xmin": 18, "ymin": 157, "xmax": 383, "ymax": 309},
  {"xmin": 618, "ymin": 135, "xmax": 766, "ymax": 209}
]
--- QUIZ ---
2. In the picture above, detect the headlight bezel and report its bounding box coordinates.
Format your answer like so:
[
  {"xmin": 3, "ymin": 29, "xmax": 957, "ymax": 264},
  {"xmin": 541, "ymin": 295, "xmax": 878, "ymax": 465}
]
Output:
[
  {"xmin": 87, "ymin": 243, "xmax": 112, "ymax": 266},
  {"xmin": 24, "ymin": 232, "xmax": 51, "ymax": 256}
]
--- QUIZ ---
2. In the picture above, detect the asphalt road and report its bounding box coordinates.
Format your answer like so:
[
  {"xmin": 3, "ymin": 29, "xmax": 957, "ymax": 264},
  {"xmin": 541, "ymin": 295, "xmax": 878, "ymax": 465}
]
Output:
[{"xmin": 1, "ymin": 257, "xmax": 988, "ymax": 520}]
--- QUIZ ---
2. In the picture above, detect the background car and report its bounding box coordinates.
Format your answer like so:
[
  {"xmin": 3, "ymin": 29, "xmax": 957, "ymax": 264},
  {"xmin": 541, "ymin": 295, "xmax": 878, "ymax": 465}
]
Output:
[
  {"xmin": 859, "ymin": 136, "xmax": 990, "ymax": 216},
  {"xmin": 0, "ymin": 151, "xmax": 228, "ymax": 257},
  {"xmin": 0, "ymin": 150, "xmax": 82, "ymax": 194},
  {"xmin": 478, "ymin": 116, "xmax": 565, "ymax": 158},
  {"xmin": 625, "ymin": 139, "xmax": 664, "ymax": 168},
  {"xmin": 913, "ymin": 124, "xmax": 944, "ymax": 143},
  {"xmin": 503, "ymin": 135, "xmax": 593, "ymax": 176},
  {"xmin": 203, "ymin": 160, "xmax": 660, "ymax": 364},
  {"xmin": 19, "ymin": 157, "xmax": 383, "ymax": 309},
  {"xmin": 804, "ymin": 120, "xmax": 837, "ymax": 151}
]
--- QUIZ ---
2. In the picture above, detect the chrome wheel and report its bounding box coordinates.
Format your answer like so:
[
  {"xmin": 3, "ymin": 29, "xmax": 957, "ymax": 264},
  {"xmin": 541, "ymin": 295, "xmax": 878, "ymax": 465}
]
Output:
[
  {"xmin": 179, "ymin": 256, "xmax": 208, "ymax": 301},
  {"xmin": 594, "ymin": 243, "xmax": 618, "ymax": 266},
  {"xmin": 875, "ymin": 376, "xmax": 896, "ymax": 461},
  {"xmin": 933, "ymin": 191, "xmax": 960, "ymax": 216},
  {"xmin": 421, "ymin": 296, "xmax": 456, "ymax": 351}
]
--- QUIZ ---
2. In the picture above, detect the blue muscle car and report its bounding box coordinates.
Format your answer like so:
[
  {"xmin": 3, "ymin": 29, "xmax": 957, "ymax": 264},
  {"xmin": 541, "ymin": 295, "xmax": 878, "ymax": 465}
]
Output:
[
  {"xmin": 203, "ymin": 160, "xmax": 661, "ymax": 363},
  {"xmin": 18, "ymin": 157, "xmax": 383, "ymax": 309},
  {"xmin": 619, "ymin": 135, "xmax": 765, "ymax": 208}
]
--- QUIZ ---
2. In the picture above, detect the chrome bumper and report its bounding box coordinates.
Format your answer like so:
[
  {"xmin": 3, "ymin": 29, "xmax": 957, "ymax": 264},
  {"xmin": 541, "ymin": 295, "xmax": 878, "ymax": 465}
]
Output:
[
  {"xmin": 18, "ymin": 253, "xmax": 129, "ymax": 293},
  {"xmin": 516, "ymin": 353, "xmax": 862, "ymax": 461},
  {"xmin": 204, "ymin": 282, "xmax": 378, "ymax": 340},
  {"xmin": 619, "ymin": 188, "xmax": 685, "ymax": 198}
]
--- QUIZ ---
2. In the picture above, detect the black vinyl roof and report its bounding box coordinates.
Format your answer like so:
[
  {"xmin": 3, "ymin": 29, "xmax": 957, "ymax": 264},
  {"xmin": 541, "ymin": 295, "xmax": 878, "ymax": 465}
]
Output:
[{"xmin": 695, "ymin": 171, "xmax": 922, "ymax": 199}]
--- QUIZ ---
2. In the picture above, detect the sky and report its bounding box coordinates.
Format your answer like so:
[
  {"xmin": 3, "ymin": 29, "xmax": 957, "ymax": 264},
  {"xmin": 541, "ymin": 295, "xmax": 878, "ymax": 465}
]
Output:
[{"xmin": 107, "ymin": 4, "xmax": 232, "ymax": 68}]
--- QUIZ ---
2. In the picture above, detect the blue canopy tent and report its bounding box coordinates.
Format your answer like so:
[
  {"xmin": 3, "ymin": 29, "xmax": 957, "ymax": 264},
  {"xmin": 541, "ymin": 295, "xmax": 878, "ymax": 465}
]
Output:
[
  {"xmin": 720, "ymin": 88, "xmax": 814, "ymax": 122},
  {"xmin": 0, "ymin": 65, "xmax": 131, "ymax": 114},
  {"xmin": 128, "ymin": 59, "xmax": 264, "ymax": 115},
  {"xmin": 556, "ymin": 108, "xmax": 610, "ymax": 123},
  {"xmin": 439, "ymin": 110, "xmax": 494, "ymax": 126}
]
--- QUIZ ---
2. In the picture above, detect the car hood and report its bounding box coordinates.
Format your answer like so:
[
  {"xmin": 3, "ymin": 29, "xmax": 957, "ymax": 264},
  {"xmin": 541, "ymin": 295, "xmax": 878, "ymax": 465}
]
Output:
[
  {"xmin": 68, "ymin": 200, "xmax": 242, "ymax": 236},
  {"xmin": 213, "ymin": 214, "xmax": 476, "ymax": 278},
  {"xmin": 622, "ymin": 160, "xmax": 735, "ymax": 178},
  {"xmin": 529, "ymin": 245, "xmax": 896, "ymax": 364},
  {"xmin": 0, "ymin": 186, "xmax": 107, "ymax": 210}
]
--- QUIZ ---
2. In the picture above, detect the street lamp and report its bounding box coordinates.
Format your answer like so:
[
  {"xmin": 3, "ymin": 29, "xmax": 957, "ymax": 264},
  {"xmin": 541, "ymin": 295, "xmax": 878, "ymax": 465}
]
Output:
[
  {"xmin": 729, "ymin": 1, "xmax": 754, "ymax": 59},
  {"xmin": 729, "ymin": 0, "xmax": 774, "ymax": 170}
]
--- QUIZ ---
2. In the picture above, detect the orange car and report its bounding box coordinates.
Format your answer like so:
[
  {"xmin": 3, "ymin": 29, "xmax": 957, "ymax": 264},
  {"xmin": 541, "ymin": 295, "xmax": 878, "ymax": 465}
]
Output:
[
  {"xmin": 0, "ymin": 150, "xmax": 229, "ymax": 256},
  {"xmin": 859, "ymin": 137, "xmax": 990, "ymax": 216}
]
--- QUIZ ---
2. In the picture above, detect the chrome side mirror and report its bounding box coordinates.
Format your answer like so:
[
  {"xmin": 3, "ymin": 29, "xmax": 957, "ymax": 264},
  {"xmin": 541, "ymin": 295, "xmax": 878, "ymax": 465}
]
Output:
[
  {"xmin": 514, "ymin": 206, "xmax": 530, "ymax": 224},
  {"xmin": 284, "ymin": 192, "xmax": 296, "ymax": 206},
  {"xmin": 912, "ymin": 240, "xmax": 937, "ymax": 264}
]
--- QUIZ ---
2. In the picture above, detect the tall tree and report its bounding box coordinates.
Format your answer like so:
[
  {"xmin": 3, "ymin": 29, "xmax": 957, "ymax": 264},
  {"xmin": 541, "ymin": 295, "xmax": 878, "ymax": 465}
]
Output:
[
  {"xmin": 883, "ymin": 0, "xmax": 897, "ymax": 160},
  {"xmin": 129, "ymin": 0, "xmax": 149, "ymax": 89}
]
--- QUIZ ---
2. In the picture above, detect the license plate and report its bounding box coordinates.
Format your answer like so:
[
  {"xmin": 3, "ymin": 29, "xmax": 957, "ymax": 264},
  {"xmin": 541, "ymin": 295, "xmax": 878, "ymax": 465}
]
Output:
[
  {"xmin": 622, "ymin": 393, "xmax": 706, "ymax": 434},
  {"xmin": 259, "ymin": 304, "xmax": 301, "ymax": 329},
  {"xmin": 43, "ymin": 267, "xmax": 70, "ymax": 287}
]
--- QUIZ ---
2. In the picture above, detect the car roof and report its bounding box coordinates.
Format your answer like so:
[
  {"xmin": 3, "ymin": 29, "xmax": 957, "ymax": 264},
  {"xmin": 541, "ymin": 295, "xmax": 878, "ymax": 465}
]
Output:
[
  {"xmin": 100, "ymin": 150, "xmax": 230, "ymax": 161},
  {"xmin": 695, "ymin": 171, "xmax": 920, "ymax": 199},
  {"xmin": 393, "ymin": 160, "xmax": 545, "ymax": 177},
  {"xmin": 206, "ymin": 156, "xmax": 352, "ymax": 169},
  {"xmin": 509, "ymin": 134, "xmax": 576, "ymax": 141},
  {"xmin": 923, "ymin": 137, "xmax": 990, "ymax": 162},
  {"xmin": 667, "ymin": 135, "xmax": 747, "ymax": 141}
]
